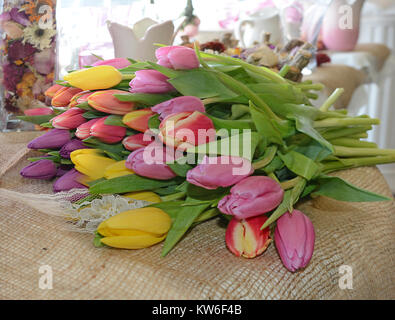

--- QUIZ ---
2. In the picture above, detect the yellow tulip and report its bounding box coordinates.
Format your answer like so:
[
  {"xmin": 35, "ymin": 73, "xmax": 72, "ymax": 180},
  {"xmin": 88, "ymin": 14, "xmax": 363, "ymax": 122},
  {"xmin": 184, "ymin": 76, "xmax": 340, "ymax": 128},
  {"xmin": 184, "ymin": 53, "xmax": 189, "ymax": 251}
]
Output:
[
  {"xmin": 123, "ymin": 191, "xmax": 162, "ymax": 203},
  {"xmin": 63, "ymin": 65, "xmax": 122, "ymax": 91},
  {"xmin": 104, "ymin": 160, "xmax": 134, "ymax": 179},
  {"xmin": 97, "ymin": 207, "xmax": 171, "ymax": 249},
  {"xmin": 70, "ymin": 149, "xmax": 116, "ymax": 180}
]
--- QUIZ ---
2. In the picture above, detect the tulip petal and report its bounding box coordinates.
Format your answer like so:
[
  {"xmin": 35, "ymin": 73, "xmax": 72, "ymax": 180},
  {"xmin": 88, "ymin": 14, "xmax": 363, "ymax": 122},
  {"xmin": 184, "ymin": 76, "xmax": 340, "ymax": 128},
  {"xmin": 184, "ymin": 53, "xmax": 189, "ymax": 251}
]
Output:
[{"xmin": 101, "ymin": 234, "xmax": 166, "ymax": 249}]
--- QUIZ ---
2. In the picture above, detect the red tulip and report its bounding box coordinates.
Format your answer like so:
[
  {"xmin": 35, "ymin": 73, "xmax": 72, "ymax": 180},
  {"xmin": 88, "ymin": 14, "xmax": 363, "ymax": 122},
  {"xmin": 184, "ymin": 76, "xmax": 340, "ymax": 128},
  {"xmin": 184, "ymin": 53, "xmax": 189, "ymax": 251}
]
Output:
[
  {"xmin": 75, "ymin": 118, "xmax": 100, "ymax": 140},
  {"xmin": 122, "ymin": 133, "xmax": 153, "ymax": 151},
  {"xmin": 69, "ymin": 90, "xmax": 94, "ymax": 108},
  {"xmin": 51, "ymin": 87, "xmax": 83, "ymax": 107},
  {"xmin": 44, "ymin": 84, "xmax": 65, "ymax": 98},
  {"xmin": 88, "ymin": 89, "xmax": 136, "ymax": 115},
  {"xmin": 24, "ymin": 107, "xmax": 53, "ymax": 116},
  {"xmin": 159, "ymin": 111, "xmax": 215, "ymax": 148},
  {"xmin": 90, "ymin": 116, "xmax": 126, "ymax": 144},
  {"xmin": 51, "ymin": 107, "xmax": 86, "ymax": 129},
  {"xmin": 122, "ymin": 108, "xmax": 155, "ymax": 132}
]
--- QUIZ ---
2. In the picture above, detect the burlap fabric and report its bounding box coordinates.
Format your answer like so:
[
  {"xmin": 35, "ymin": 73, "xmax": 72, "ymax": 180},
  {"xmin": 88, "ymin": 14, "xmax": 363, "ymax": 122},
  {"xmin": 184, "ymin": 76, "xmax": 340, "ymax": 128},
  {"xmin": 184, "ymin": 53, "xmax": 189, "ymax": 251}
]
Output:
[{"xmin": 0, "ymin": 132, "xmax": 394, "ymax": 300}]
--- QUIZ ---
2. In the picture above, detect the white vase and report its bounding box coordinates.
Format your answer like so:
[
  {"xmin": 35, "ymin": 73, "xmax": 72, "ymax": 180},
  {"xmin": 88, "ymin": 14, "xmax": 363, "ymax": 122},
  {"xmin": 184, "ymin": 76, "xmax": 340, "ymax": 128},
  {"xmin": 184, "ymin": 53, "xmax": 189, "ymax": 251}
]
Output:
[{"xmin": 107, "ymin": 18, "xmax": 174, "ymax": 62}]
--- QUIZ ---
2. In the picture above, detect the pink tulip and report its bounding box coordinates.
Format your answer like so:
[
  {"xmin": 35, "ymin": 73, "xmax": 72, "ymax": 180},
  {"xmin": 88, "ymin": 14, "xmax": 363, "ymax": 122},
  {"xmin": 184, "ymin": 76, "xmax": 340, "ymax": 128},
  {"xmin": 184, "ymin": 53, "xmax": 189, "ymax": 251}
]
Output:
[
  {"xmin": 274, "ymin": 210, "xmax": 315, "ymax": 272},
  {"xmin": 218, "ymin": 176, "xmax": 284, "ymax": 219},
  {"xmin": 226, "ymin": 215, "xmax": 271, "ymax": 258},
  {"xmin": 125, "ymin": 143, "xmax": 177, "ymax": 180},
  {"xmin": 156, "ymin": 46, "xmax": 200, "ymax": 70},
  {"xmin": 51, "ymin": 107, "xmax": 86, "ymax": 129},
  {"xmin": 152, "ymin": 96, "xmax": 205, "ymax": 120},
  {"xmin": 75, "ymin": 118, "xmax": 100, "ymax": 140},
  {"xmin": 24, "ymin": 107, "xmax": 53, "ymax": 116},
  {"xmin": 90, "ymin": 116, "xmax": 126, "ymax": 144},
  {"xmin": 122, "ymin": 133, "xmax": 153, "ymax": 151},
  {"xmin": 129, "ymin": 70, "xmax": 175, "ymax": 94},
  {"xmin": 159, "ymin": 111, "xmax": 216, "ymax": 148},
  {"xmin": 92, "ymin": 58, "xmax": 131, "ymax": 69},
  {"xmin": 186, "ymin": 156, "xmax": 254, "ymax": 190}
]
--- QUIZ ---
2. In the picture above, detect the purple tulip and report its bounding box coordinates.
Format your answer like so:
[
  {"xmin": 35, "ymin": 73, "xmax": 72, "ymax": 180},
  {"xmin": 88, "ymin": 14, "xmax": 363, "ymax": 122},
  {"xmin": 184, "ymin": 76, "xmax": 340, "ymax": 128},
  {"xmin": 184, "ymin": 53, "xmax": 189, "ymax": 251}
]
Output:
[
  {"xmin": 129, "ymin": 70, "xmax": 175, "ymax": 94},
  {"xmin": 59, "ymin": 139, "xmax": 87, "ymax": 159},
  {"xmin": 27, "ymin": 129, "xmax": 71, "ymax": 150},
  {"xmin": 152, "ymin": 96, "xmax": 205, "ymax": 120},
  {"xmin": 20, "ymin": 159, "xmax": 57, "ymax": 180},
  {"xmin": 218, "ymin": 176, "xmax": 284, "ymax": 219},
  {"xmin": 274, "ymin": 210, "xmax": 315, "ymax": 272},
  {"xmin": 186, "ymin": 156, "xmax": 254, "ymax": 190},
  {"xmin": 56, "ymin": 166, "xmax": 72, "ymax": 177},
  {"xmin": 156, "ymin": 46, "xmax": 200, "ymax": 70},
  {"xmin": 125, "ymin": 143, "xmax": 176, "ymax": 180},
  {"xmin": 92, "ymin": 58, "xmax": 131, "ymax": 69},
  {"xmin": 53, "ymin": 169, "xmax": 87, "ymax": 193}
]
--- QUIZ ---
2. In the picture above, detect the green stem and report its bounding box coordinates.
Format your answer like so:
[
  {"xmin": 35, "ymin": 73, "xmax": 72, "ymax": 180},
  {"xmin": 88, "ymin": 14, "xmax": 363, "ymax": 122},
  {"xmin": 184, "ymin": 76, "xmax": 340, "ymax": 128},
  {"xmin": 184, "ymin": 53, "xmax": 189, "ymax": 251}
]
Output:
[
  {"xmin": 296, "ymin": 83, "xmax": 324, "ymax": 91},
  {"xmin": 330, "ymin": 138, "xmax": 377, "ymax": 148},
  {"xmin": 215, "ymin": 71, "xmax": 281, "ymax": 121},
  {"xmin": 322, "ymin": 155, "xmax": 395, "ymax": 173},
  {"xmin": 333, "ymin": 146, "xmax": 395, "ymax": 157},
  {"xmin": 348, "ymin": 133, "xmax": 368, "ymax": 139},
  {"xmin": 252, "ymin": 145, "xmax": 277, "ymax": 169},
  {"xmin": 319, "ymin": 88, "xmax": 344, "ymax": 112},
  {"xmin": 121, "ymin": 74, "xmax": 135, "ymax": 80},
  {"xmin": 268, "ymin": 172, "xmax": 279, "ymax": 183},
  {"xmin": 160, "ymin": 192, "xmax": 186, "ymax": 202},
  {"xmin": 201, "ymin": 51, "xmax": 286, "ymax": 84},
  {"xmin": 280, "ymin": 176, "xmax": 302, "ymax": 190},
  {"xmin": 314, "ymin": 118, "xmax": 380, "ymax": 128},
  {"xmin": 322, "ymin": 126, "xmax": 372, "ymax": 140},
  {"xmin": 278, "ymin": 64, "xmax": 290, "ymax": 77}
]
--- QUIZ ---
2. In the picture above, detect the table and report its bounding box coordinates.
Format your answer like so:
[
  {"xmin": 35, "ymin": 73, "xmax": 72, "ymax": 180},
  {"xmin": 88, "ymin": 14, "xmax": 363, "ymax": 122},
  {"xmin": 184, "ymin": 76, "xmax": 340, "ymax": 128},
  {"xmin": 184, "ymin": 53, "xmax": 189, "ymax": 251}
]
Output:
[{"xmin": 0, "ymin": 132, "xmax": 394, "ymax": 299}]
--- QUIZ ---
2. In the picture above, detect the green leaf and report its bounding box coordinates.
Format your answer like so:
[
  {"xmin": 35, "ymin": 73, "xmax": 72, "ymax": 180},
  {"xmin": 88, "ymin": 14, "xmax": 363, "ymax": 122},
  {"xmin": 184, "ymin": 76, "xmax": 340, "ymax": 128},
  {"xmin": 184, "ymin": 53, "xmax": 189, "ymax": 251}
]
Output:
[
  {"xmin": 166, "ymin": 161, "xmax": 193, "ymax": 177},
  {"xmin": 149, "ymin": 200, "xmax": 185, "ymax": 221},
  {"xmin": 153, "ymin": 185, "xmax": 180, "ymax": 196},
  {"xmin": 186, "ymin": 183, "xmax": 229, "ymax": 201},
  {"xmin": 37, "ymin": 122, "xmax": 53, "ymax": 128},
  {"xmin": 249, "ymin": 102, "xmax": 283, "ymax": 145},
  {"xmin": 186, "ymin": 131, "xmax": 261, "ymax": 161},
  {"xmin": 93, "ymin": 231, "xmax": 105, "ymax": 247},
  {"xmin": 82, "ymin": 110, "xmax": 107, "ymax": 119},
  {"xmin": 262, "ymin": 156, "xmax": 284, "ymax": 174},
  {"xmin": 161, "ymin": 198, "xmax": 211, "ymax": 257},
  {"xmin": 75, "ymin": 102, "xmax": 94, "ymax": 111},
  {"xmin": 294, "ymin": 140, "xmax": 333, "ymax": 162},
  {"xmin": 168, "ymin": 69, "xmax": 238, "ymax": 99},
  {"xmin": 114, "ymin": 93, "xmax": 173, "ymax": 105},
  {"xmin": 279, "ymin": 151, "xmax": 319, "ymax": 180},
  {"xmin": 206, "ymin": 114, "xmax": 255, "ymax": 131},
  {"xmin": 104, "ymin": 115, "xmax": 127, "ymax": 127},
  {"xmin": 89, "ymin": 174, "xmax": 181, "ymax": 194},
  {"xmin": 312, "ymin": 175, "xmax": 391, "ymax": 202},
  {"xmin": 82, "ymin": 137, "xmax": 125, "ymax": 157},
  {"xmin": 148, "ymin": 114, "xmax": 161, "ymax": 130},
  {"xmin": 17, "ymin": 114, "xmax": 55, "ymax": 125}
]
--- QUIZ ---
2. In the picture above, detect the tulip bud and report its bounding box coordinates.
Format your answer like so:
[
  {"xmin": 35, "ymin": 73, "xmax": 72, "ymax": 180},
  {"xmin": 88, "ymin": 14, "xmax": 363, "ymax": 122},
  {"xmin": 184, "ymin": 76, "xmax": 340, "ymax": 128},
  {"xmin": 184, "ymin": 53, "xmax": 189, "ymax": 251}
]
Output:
[
  {"xmin": 159, "ymin": 111, "xmax": 215, "ymax": 148},
  {"xmin": 20, "ymin": 159, "xmax": 57, "ymax": 180},
  {"xmin": 27, "ymin": 128, "xmax": 71, "ymax": 149},
  {"xmin": 44, "ymin": 84, "xmax": 64, "ymax": 98},
  {"xmin": 68, "ymin": 90, "xmax": 93, "ymax": 108},
  {"xmin": 97, "ymin": 207, "xmax": 171, "ymax": 249},
  {"xmin": 75, "ymin": 118, "xmax": 100, "ymax": 140},
  {"xmin": 70, "ymin": 149, "xmax": 117, "ymax": 181},
  {"xmin": 88, "ymin": 89, "xmax": 136, "ymax": 115},
  {"xmin": 92, "ymin": 58, "xmax": 131, "ymax": 69},
  {"xmin": 51, "ymin": 107, "xmax": 87, "ymax": 129},
  {"xmin": 125, "ymin": 143, "xmax": 177, "ymax": 180},
  {"xmin": 152, "ymin": 96, "xmax": 205, "ymax": 120},
  {"xmin": 187, "ymin": 156, "xmax": 254, "ymax": 190},
  {"xmin": 23, "ymin": 107, "xmax": 53, "ymax": 116},
  {"xmin": 63, "ymin": 65, "xmax": 123, "ymax": 91},
  {"xmin": 225, "ymin": 215, "xmax": 271, "ymax": 258},
  {"xmin": 129, "ymin": 69, "xmax": 174, "ymax": 94},
  {"xmin": 274, "ymin": 210, "xmax": 315, "ymax": 272},
  {"xmin": 104, "ymin": 160, "xmax": 134, "ymax": 179},
  {"xmin": 51, "ymin": 87, "xmax": 83, "ymax": 107},
  {"xmin": 156, "ymin": 46, "xmax": 200, "ymax": 70},
  {"xmin": 218, "ymin": 176, "xmax": 284, "ymax": 219},
  {"xmin": 123, "ymin": 191, "xmax": 161, "ymax": 203},
  {"xmin": 59, "ymin": 139, "xmax": 86, "ymax": 158},
  {"xmin": 53, "ymin": 168, "xmax": 87, "ymax": 192},
  {"xmin": 122, "ymin": 133, "xmax": 153, "ymax": 151},
  {"xmin": 122, "ymin": 108, "xmax": 155, "ymax": 132},
  {"xmin": 90, "ymin": 117, "xmax": 127, "ymax": 144}
]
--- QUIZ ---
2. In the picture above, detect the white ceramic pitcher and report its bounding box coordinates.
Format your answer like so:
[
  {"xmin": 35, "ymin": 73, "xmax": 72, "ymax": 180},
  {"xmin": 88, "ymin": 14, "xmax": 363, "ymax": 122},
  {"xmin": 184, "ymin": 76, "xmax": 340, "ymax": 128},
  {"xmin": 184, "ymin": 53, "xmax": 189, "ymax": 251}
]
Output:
[{"xmin": 235, "ymin": 8, "xmax": 282, "ymax": 47}]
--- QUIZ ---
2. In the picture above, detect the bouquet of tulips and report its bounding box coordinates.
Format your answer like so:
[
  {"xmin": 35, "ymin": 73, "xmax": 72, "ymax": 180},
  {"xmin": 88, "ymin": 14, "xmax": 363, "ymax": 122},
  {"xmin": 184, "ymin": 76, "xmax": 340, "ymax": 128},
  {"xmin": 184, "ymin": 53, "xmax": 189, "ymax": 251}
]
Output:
[{"xmin": 19, "ymin": 45, "xmax": 395, "ymax": 272}]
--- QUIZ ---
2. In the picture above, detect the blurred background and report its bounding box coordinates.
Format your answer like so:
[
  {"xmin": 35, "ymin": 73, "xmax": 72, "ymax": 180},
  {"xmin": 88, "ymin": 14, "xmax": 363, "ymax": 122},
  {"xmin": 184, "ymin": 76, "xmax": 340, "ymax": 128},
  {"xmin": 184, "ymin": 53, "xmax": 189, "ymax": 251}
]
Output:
[{"xmin": 1, "ymin": 0, "xmax": 395, "ymax": 189}]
